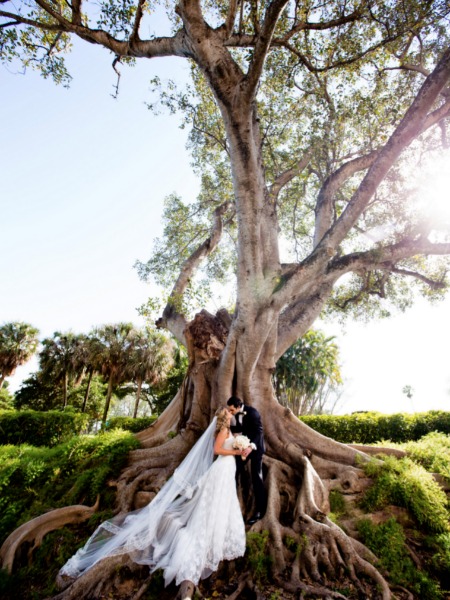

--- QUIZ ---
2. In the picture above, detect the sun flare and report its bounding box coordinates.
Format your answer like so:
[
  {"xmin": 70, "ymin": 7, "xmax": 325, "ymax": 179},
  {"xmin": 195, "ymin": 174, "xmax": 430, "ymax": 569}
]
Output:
[{"xmin": 415, "ymin": 153, "xmax": 450, "ymax": 229}]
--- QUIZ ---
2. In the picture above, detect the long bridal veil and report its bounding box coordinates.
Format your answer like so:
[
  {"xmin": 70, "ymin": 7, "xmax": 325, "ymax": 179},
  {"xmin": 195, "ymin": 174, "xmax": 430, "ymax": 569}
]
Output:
[{"xmin": 59, "ymin": 417, "xmax": 218, "ymax": 582}]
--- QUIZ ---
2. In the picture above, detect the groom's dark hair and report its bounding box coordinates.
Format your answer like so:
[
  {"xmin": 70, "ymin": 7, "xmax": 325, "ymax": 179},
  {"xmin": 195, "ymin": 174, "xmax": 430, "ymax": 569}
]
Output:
[{"xmin": 227, "ymin": 396, "xmax": 243, "ymax": 408}]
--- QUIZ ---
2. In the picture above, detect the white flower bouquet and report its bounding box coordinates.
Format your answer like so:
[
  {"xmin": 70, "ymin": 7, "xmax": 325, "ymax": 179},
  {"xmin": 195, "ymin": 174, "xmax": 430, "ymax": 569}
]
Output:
[{"xmin": 233, "ymin": 435, "xmax": 256, "ymax": 460}]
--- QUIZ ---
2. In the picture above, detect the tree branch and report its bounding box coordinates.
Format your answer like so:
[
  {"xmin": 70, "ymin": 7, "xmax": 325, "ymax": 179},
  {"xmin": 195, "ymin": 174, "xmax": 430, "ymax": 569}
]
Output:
[
  {"xmin": 276, "ymin": 236, "xmax": 450, "ymax": 357},
  {"xmin": 313, "ymin": 151, "xmax": 379, "ymax": 248},
  {"xmin": 280, "ymin": 9, "xmax": 363, "ymax": 41},
  {"xmin": 243, "ymin": 0, "xmax": 289, "ymax": 101},
  {"xmin": 330, "ymin": 238, "xmax": 450, "ymax": 279},
  {"xmin": 130, "ymin": 0, "xmax": 146, "ymax": 44},
  {"xmin": 224, "ymin": 0, "xmax": 239, "ymax": 37},
  {"xmin": 278, "ymin": 32, "xmax": 402, "ymax": 74},
  {"xmin": 318, "ymin": 47, "xmax": 450, "ymax": 254},
  {"xmin": 0, "ymin": 9, "xmax": 62, "ymax": 31},
  {"xmin": 71, "ymin": 0, "xmax": 82, "ymax": 26},
  {"xmin": 1, "ymin": 3, "xmax": 187, "ymax": 59},
  {"xmin": 384, "ymin": 62, "xmax": 450, "ymax": 99},
  {"xmin": 269, "ymin": 152, "xmax": 312, "ymax": 201},
  {"xmin": 156, "ymin": 202, "xmax": 230, "ymax": 344},
  {"xmin": 390, "ymin": 267, "xmax": 447, "ymax": 290}
]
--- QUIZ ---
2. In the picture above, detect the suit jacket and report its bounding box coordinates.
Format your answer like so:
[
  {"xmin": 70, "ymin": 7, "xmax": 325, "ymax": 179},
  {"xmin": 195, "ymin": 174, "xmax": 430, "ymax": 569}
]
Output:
[{"xmin": 231, "ymin": 405, "xmax": 265, "ymax": 454}]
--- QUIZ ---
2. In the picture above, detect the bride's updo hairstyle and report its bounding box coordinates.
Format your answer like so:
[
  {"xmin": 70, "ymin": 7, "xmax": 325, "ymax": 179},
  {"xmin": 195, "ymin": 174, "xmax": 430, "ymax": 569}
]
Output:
[{"xmin": 215, "ymin": 407, "xmax": 230, "ymax": 436}]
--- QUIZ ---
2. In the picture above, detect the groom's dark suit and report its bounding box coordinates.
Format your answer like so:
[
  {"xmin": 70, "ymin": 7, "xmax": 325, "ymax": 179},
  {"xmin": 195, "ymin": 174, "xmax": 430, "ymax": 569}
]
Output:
[{"xmin": 231, "ymin": 405, "xmax": 267, "ymax": 515}]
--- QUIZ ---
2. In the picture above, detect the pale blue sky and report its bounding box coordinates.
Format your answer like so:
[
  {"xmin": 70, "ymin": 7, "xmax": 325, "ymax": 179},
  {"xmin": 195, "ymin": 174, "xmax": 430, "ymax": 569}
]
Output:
[{"xmin": 1, "ymin": 37, "xmax": 449, "ymax": 414}]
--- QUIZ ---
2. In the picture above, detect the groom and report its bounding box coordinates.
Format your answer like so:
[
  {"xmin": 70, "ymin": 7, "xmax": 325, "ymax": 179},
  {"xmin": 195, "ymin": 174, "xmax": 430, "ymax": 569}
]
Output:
[{"xmin": 227, "ymin": 396, "xmax": 266, "ymax": 525}]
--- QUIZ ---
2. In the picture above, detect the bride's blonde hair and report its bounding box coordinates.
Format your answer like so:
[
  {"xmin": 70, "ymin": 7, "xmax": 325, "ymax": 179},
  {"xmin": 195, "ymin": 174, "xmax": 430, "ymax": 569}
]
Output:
[{"xmin": 215, "ymin": 407, "xmax": 230, "ymax": 436}]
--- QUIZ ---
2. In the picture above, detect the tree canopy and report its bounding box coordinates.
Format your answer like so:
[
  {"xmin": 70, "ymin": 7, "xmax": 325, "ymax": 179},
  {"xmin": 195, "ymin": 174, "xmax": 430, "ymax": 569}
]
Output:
[
  {"xmin": 0, "ymin": 322, "xmax": 39, "ymax": 389},
  {"xmin": 2, "ymin": 3, "xmax": 450, "ymax": 345}
]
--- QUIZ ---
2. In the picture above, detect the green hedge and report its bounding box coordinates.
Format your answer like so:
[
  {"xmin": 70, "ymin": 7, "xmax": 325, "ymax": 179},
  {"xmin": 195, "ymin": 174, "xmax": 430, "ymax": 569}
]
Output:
[
  {"xmin": 104, "ymin": 415, "xmax": 158, "ymax": 433},
  {"xmin": 0, "ymin": 410, "xmax": 89, "ymax": 447},
  {"xmin": 300, "ymin": 410, "xmax": 450, "ymax": 444}
]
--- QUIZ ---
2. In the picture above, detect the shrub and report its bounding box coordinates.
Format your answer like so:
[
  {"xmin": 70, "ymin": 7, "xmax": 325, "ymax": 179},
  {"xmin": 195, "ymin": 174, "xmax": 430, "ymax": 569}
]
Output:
[
  {"xmin": 357, "ymin": 518, "xmax": 443, "ymax": 599},
  {"xmin": 104, "ymin": 415, "xmax": 157, "ymax": 433},
  {"xmin": 401, "ymin": 432, "xmax": 450, "ymax": 483},
  {"xmin": 300, "ymin": 410, "xmax": 450, "ymax": 444},
  {"xmin": 0, "ymin": 430, "xmax": 140, "ymax": 545},
  {"xmin": 0, "ymin": 409, "xmax": 89, "ymax": 447},
  {"xmin": 362, "ymin": 456, "xmax": 450, "ymax": 533}
]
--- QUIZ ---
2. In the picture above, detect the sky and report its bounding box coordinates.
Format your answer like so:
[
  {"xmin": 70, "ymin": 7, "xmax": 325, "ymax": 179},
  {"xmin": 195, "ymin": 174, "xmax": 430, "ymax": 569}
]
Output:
[{"xmin": 1, "ymin": 34, "xmax": 449, "ymax": 416}]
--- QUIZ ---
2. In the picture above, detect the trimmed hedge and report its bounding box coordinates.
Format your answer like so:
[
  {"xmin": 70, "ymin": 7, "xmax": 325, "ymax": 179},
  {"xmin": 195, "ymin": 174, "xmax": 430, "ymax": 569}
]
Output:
[
  {"xmin": 300, "ymin": 410, "xmax": 450, "ymax": 444},
  {"xmin": 0, "ymin": 410, "xmax": 89, "ymax": 447},
  {"xmin": 104, "ymin": 415, "xmax": 158, "ymax": 433}
]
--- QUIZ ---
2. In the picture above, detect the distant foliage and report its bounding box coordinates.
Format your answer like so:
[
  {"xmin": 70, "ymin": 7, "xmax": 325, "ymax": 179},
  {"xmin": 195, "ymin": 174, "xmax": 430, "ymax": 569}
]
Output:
[
  {"xmin": 14, "ymin": 374, "xmax": 65, "ymax": 411},
  {"xmin": 12, "ymin": 324, "xmax": 177, "ymax": 421},
  {"xmin": 0, "ymin": 322, "xmax": 39, "ymax": 389},
  {"xmin": 274, "ymin": 330, "xmax": 342, "ymax": 415},
  {"xmin": 150, "ymin": 343, "xmax": 188, "ymax": 415},
  {"xmin": 300, "ymin": 410, "xmax": 450, "ymax": 444},
  {"xmin": 0, "ymin": 386, "xmax": 14, "ymax": 410},
  {"xmin": 104, "ymin": 415, "xmax": 158, "ymax": 433},
  {"xmin": 0, "ymin": 429, "xmax": 140, "ymax": 546},
  {"xmin": 0, "ymin": 409, "xmax": 89, "ymax": 447}
]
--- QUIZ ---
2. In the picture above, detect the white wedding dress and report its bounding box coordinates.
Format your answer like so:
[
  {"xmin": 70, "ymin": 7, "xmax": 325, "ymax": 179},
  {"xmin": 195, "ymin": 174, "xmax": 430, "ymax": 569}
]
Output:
[{"xmin": 59, "ymin": 419, "xmax": 246, "ymax": 587}]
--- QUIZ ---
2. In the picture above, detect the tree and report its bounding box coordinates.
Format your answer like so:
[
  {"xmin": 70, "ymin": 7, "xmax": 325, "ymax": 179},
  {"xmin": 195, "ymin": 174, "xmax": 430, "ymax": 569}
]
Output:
[
  {"xmin": 0, "ymin": 322, "xmax": 39, "ymax": 389},
  {"xmin": 71, "ymin": 333, "xmax": 105, "ymax": 413},
  {"xmin": 13, "ymin": 372, "xmax": 62, "ymax": 411},
  {"xmin": 39, "ymin": 332, "xmax": 85, "ymax": 409},
  {"xmin": 93, "ymin": 322, "xmax": 138, "ymax": 424},
  {"xmin": 2, "ymin": 2, "xmax": 450, "ymax": 599},
  {"xmin": 274, "ymin": 330, "xmax": 342, "ymax": 415},
  {"xmin": 126, "ymin": 328, "xmax": 175, "ymax": 418}
]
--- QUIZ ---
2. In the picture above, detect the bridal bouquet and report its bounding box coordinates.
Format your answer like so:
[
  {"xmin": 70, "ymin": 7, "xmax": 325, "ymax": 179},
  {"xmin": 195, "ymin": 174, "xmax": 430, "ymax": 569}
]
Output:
[{"xmin": 233, "ymin": 435, "xmax": 256, "ymax": 460}]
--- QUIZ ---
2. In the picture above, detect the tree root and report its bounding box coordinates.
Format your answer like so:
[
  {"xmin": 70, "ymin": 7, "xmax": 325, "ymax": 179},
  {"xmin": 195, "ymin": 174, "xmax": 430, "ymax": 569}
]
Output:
[
  {"xmin": 349, "ymin": 444, "xmax": 406, "ymax": 458},
  {"xmin": 52, "ymin": 554, "xmax": 145, "ymax": 599},
  {"xmin": 247, "ymin": 425, "xmax": 393, "ymax": 599},
  {"xmin": 178, "ymin": 580, "xmax": 196, "ymax": 599},
  {"xmin": 0, "ymin": 496, "xmax": 99, "ymax": 574},
  {"xmin": 116, "ymin": 433, "xmax": 193, "ymax": 511}
]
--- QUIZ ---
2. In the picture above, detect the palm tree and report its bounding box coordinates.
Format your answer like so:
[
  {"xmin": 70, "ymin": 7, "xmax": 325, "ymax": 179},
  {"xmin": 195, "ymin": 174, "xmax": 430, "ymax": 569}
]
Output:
[
  {"xmin": 94, "ymin": 323, "xmax": 137, "ymax": 424},
  {"xmin": 71, "ymin": 333, "xmax": 104, "ymax": 413},
  {"xmin": 127, "ymin": 329, "xmax": 175, "ymax": 418},
  {"xmin": 0, "ymin": 322, "xmax": 39, "ymax": 389},
  {"xmin": 39, "ymin": 332, "xmax": 84, "ymax": 408}
]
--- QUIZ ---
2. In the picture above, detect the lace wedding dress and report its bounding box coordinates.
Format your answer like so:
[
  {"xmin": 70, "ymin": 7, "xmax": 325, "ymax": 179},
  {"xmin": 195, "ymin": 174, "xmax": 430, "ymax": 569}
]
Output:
[{"xmin": 59, "ymin": 419, "xmax": 246, "ymax": 587}]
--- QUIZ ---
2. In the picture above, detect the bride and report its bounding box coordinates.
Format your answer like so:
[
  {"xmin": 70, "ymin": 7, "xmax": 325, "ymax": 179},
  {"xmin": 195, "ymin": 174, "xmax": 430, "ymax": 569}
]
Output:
[{"xmin": 59, "ymin": 407, "xmax": 249, "ymax": 587}]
